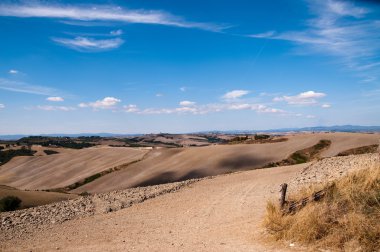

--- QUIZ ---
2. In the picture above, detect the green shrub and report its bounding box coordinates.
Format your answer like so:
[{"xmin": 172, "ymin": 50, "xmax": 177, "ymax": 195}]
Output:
[
  {"xmin": 290, "ymin": 152, "xmax": 308, "ymax": 164},
  {"xmin": 254, "ymin": 134, "xmax": 271, "ymax": 140},
  {"xmin": 0, "ymin": 196, "xmax": 22, "ymax": 212},
  {"xmin": 43, "ymin": 149, "xmax": 59, "ymax": 155},
  {"xmin": 0, "ymin": 148, "xmax": 36, "ymax": 165},
  {"xmin": 84, "ymin": 173, "xmax": 102, "ymax": 184}
]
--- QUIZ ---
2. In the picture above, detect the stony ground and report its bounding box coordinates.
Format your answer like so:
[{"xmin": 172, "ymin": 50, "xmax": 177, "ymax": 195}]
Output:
[
  {"xmin": 1, "ymin": 153, "xmax": 379, "ymax": 251},
  {"xmin": 289, "ymin": 153, "xmax": 379, "ymax": 189},
  {"xmin": 0, "ymin": 179, "xmax": 200, "ymax": 242}
]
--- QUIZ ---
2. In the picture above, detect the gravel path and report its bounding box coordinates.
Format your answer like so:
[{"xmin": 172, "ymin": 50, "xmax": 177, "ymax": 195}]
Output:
[
  {"xmin": 1, "ymin": 154, "xmax": 378, "ymax": 251},
  {"xmin": 0, "ymin": 179, "xmax": 200, "ymax": 243}
]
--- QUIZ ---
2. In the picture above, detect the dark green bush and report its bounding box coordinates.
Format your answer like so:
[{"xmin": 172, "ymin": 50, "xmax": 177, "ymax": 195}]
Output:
[
  {"xmin": 254, "ymin": 134, "xmax": 271, "ymax": 140},
  {"xmin": 84, "ymin": 173, "xmax": 102, "ymax": 184},
  {"xmin": 43, "ymin": 149, "xmax": 59, "ymax": 155},
  {"xmin": 0, "ymin": 196, "xmax": 22, "ymax": 212},
  {"xmin": 0, "ymin": 148, "xmax": 36, "ymax": 165}
]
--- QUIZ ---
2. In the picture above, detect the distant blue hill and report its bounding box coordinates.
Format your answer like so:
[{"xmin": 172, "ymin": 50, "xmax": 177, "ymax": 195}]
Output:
[
  {"xmin": 0, "ymin": 125, "xmax": 379, "ymax": 140},
  {"xmin": 196, "ymin": 125, "xmax": 380, "ymax": 134},
  {"xmin": 0, "ymin": 133, "xmax": 141, "ymax": 140}
]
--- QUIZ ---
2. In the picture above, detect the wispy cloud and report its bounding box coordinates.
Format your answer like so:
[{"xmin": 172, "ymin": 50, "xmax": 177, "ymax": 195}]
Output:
[
  {"xmin": 79, "ymin": 97, "xmax": 121, "ymax": 109},
  {"xmin": 36, "ymin": 105, "xmax": 76, "ymax": 111},
  {"xmin": 249, "ymin": 0, "xmax": 380, "ymax": 82},
  {"xmin": 0, "ymin": 3, "xmax": 224, "ymax": 31},
  {"xmin": 273, "ymin": 91, "xmax": 326, "ymax": 105},
  {"xmin": 222, "ymin": 90, "xmax": 250, "ymax": 100},
  {"xmin": 46, "ymin": 96, "xmax": 64, "ymax": 102},
  {"xmin": 180, "ymin": 87, "xmax": 187, "ymax": 92},
  {"xmin": 123, "ymin": 104, "xmax": 139, "ymax": 113},
  {"xmin": 321, "ymin": 103, "xmax": 331, "ymax": 108},
  {"xmin": 0, "ymin": 103, "xmax": 4, "ymax": 109},
  {"xmin": 179, "ymin": 100, "xmax": 196, "ymax": 106},
  {"xmin": 0, "ymin": 78, "xmax": 59, "ymax": 96},
  {"xmin": 250, "ymin": 30, "xmax": 276, "ymax": 38},
  {"xmin": 52, "ymin": 37, "xmax": 124, "ymax": 52},
  {"xmin": 123, "ymin": 101, "xmax": 287, "ymax": 116},
  {"xmin": 110, "ymin": 29, "xmax": 123, "ymax": 36},
  {"xmin": 8, "ymin": 69, "xmax": 19, "ymax": 74}
]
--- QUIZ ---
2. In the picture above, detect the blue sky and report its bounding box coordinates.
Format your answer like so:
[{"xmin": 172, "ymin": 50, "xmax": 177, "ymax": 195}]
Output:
[{"xmin": 0, "ymin": 0, "xmax": 379, "ymax": 134}]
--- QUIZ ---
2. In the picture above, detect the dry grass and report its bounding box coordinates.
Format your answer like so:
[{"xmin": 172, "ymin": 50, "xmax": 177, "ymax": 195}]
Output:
[
  {"xmin": 337, "ymin": 144, "xmax": 379, "ymax": 156},
  {"xmin": 264, "ymin": 165, "xmax": 380, "ymax": 251}
]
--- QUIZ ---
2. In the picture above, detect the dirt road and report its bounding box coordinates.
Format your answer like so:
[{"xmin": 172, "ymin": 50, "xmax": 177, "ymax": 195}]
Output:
[{"xmin": 1, "ymin": 163, "xmax": 308, "ymax": 251}]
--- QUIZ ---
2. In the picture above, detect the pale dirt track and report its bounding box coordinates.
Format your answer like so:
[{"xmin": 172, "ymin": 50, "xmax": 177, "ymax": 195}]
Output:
[
  {"xmin": 0, "ymin": 146, "xmax": 148, "ymax": 190},
  {"xmin": 1, "ymin": 164, "xmax": 309, "ymax": 252},
  {"xmin": 75, "ymin": 132, "xmax": 380, "ymax": 193}
]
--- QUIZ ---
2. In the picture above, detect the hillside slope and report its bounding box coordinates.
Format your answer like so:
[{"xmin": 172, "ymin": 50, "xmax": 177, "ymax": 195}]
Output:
[
  {"xmin": 0, "ymin": 185, "xmax": 77, "ymax": 209},
  {"xmin": 75, "ymin": 133, "xmax": 379, "ymax": 193},
  {"xmin": 0, "ymin": 146, "xmax": 149, "ymax": 190},
  {"xmin": 2, "ymin": 154, "xmax": 377, "ymax": 251}
]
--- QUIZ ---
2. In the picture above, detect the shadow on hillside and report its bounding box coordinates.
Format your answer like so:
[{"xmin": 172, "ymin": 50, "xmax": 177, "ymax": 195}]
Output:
[
  {"xmin": 218, "ymin": 155, "xmax": 269, "ymax": 170},
  {"xmin": 133, "ymin": 155, "xmax": 271, "ymax": 188},
  {"xmin": 134, "ymin": 169, "xmax": 208, "ymax": 187}
]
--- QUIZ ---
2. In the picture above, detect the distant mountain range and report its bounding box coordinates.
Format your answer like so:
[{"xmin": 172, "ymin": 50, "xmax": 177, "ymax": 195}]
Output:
[
  {"xmin": 211, "ymin": 125, "xmax": 380, "ymax": 134},
  {"xmin": 1, "ymin": 125, "xmax": 379, "ymax": 140},
  {"xmin": 0, "ymin": 133, "xmax": 141, "ymax": 140}
]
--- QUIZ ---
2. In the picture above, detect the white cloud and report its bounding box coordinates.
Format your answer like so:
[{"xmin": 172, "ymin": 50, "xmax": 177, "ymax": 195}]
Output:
[
  {"xmin": 124, "ymin": 101, "xmax": 286, "ymax": 116},
  {"xmin": 306, "ymin": 115, "xmax": 316, "ymax": 119},
  {"xmin": 179, "ymin": 100, "xmax": 196, "ymax": 106},
  {"xmin": 36, "ymin": 105, "xmax": 76, "ymax": 111},
  {"xmin": 110, "ymin": 29, "xmax": 123, "ymax": 36},
  {"xmin": 321, "ymin": 104, "xmax": 331, "ymax": 108},
  {"xmin": 324, "ymin": 0, "xmax": 368, "ymax": 18},
  {"xmin": 123, "ymin": 104, "xmax": 139, "ymax": 113},
  {"xmin": 222, "ymin": 90, "xmax": 250, "ymax": 100},
  {"xmin": 52, "ymin": 37, "xmax": 124, "ymax": 52},
  {"xmin": 250, "ymin": 30, "xmax": 276, "ymax": 38},
  {"xmin": 180, "ymin": 87, "xmax": 187, "ymax": 92},
  {"xmin": 46, "ymin": 96, "xmax": 64, "ymax": 102},
  {"xmin": 249, "ymin": 0, "xmax": 380, "ymax": 82},
  {"xmin": 9, "ymin": 69, "xmax": 19, "ymax": 74},
  {"xmin": 0, "ymin": 3, "xmax": 223, "ymax": 31},
  {"xmin": 0, "ymin": 104, "xmax": 4, "ymax": 109},
  {"xmin": 79, "ymin": 97, "xmax": 121, "ymax": 109},
  {"xmin": 156, "ymin": 93, "xmax": 163, "ymax": 97},
  {"xmin": 273, "ymin": 91, "xmax": 326, "ymax": 105},
  {"xmin": 0, "ymin": 78, "xmax": 59, "ymax": 96}
]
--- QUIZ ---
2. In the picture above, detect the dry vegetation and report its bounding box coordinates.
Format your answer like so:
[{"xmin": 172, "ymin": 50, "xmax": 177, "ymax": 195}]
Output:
[
  {"xmin": 264, "ymin": 165, "xmax": 380, "ymax": 251},
  {"xmin": 264, "ymin": 139, "xmax": 331, "ymax": 167},
  {"xmin": 337, "ymin": 144, "xmax": 379, "ymax": 156},
  {"xmin": 227, "ymin": 134, "xmax": 288, "ymax": 144}
]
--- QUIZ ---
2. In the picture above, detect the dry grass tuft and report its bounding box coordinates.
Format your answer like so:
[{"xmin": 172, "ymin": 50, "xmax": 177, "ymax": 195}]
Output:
[{"xmin": 264, "ymin": 165, "xmax": 380, "ymax": 251}]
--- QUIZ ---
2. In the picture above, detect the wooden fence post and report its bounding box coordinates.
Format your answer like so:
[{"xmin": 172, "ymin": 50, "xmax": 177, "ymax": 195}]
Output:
[{"xmin": 279, "ymin": 183, "xmax": 288, "ymax": 208}]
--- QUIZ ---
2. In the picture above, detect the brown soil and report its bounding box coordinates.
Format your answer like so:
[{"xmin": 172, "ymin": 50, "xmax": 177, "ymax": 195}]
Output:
[
  {"xmin": 0, "ymin": 185, "xmax": 77, "ymax": 209},
  {"xmin": 74, "ymin": 133, "xmax": 380, "ymax": 193},
  {"xmin": 1, "ymin": 154, "xmax": 377, "ymax": 251},
  {"xmin": 337, "ymin": 144, "xmax": 379, "ymax": 156},
  {"xmin": 0, "ymin": 146, "xmax": 149, "ymax": 190}
]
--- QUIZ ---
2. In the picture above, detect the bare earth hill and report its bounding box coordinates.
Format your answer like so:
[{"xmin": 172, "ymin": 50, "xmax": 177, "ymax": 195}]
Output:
[
  {"xmin": 74, "ymin": 133, "xmax": 379, "ymax": 193},
  {"xmin": 0, "ymin": 146, "xmax": 148, "ymax": 190},
  {"xmin": 0, "ymin": 133, "xmax": 378, "ymax": 194},
  {"xmin": 0, "ymin": 185, "xmax": 77, "ymax": 209},
  {"xmin": 1, "ymin": 153, "xmax": 378, "ymax": 251}
]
